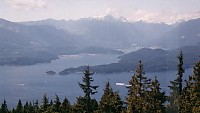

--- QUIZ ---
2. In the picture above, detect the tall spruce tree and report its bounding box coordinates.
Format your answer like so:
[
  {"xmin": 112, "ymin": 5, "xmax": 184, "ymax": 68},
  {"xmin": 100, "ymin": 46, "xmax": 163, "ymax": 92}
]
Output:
[
  {"xmin": 53, "ymin": 94, "xmax": 61, "ymax": 112},
  {"xmin": 0, "ymin": 99, "xmax": 9, "ymax": 113},
  {"xmin": 73, "ymin": 66, "xmax": 98, "ymax": 113},
  {"xmin": 33, "ymin": 100, "xmax": 39, "ymax": 113},
  {"xmin": 126, "ymin": 61, "xmax": 151, "ymax": 113},
  {"xmin": 99, "ymin": 81, "xmax": 123, "ymax": 113},
  {"xmin": 179, "ymin": 79, "xmax": 192, "ymax": 113},
  {"xmin": 190, "ymin": 60, "xmax": 200, "ymax": 113},
  {"xmin": 180, "ymin": 60, "xmax": 200, "ymax": 113},
  {"xmin": 61, "ymin": 97, "xmax": 71, "ymax": 113},
  {"xmin": 23, "ymin": 102, "xmax": 33, "ymax": 113},
  {"xmin": 147, "ymin": 77, "xmax": 166, "ymax": 113},
  {"xmin": 15, "ymin": 99, "xmax": 23, "ymax": 113},
  {"xmin": 23, "ymin": 102, "xmax": 29, "ymax": 113},
  {"xmin": 41, "ymin": 94, "xmax": 49, "ymax": 112},
  {"xmin": 112, "ymin": 91, "xmax": 123, "ymax": 113},
  {"xmin": 168, "ymin": 51, "xmax": 185, "ymax": 113}
]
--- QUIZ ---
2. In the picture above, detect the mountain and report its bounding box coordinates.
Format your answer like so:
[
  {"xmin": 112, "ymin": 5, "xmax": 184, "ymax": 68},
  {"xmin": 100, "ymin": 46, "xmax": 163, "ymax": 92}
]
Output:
[
  {"xmin": 0, "ymin": 18, "xmax": 123, "ymax": 65},
  {"xmin": 22, "ymin": 16, "xmax": 200, "ymax": 51},
  {"xmin": 59, "ymin": 45, "xmax": 200, "ymax": 75},
  {"xmin": 74, "ymin": 46, "xmax": 124, "ymax": 54},
  {"xmin": 21, "ymin": 16, "xmax": 171, "ymax": 50},
  {"xmin": 0, "ymin": 18, "xmax": 79, "ymax": 65},
  {"xmin": 0, "ymin": 18, "xmax": 78, "ymax": 49},
  {"xmin": 1, "ymin": 16, "xmax": 200, "ymax": 65},
  {"xmin": 158, "ymin": 18, "xmax": 200, "ymax": 48}
]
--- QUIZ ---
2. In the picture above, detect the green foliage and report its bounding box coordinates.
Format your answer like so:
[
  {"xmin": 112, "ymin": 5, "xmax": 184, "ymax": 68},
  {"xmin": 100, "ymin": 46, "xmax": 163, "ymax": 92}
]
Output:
[
  {"xmin": 126, "ymin": 61, "xmax": 166, "ymax": 113},
  {"xmin": 0, "ymin": 99, "xmax": 9, "ymax": 113},
  {"xmin": 168, "ymin": 51, "xmax": 185, "ymax": 113},
  {"xmin": 53, "ymin": 94, "xmax": 61, "ymax": 112},
  {"xmin": 23, "ymin": 102, "xmax": 33, "ymax": 113},
  {"xmin": 61, "ymin": 97, "xmax": 71, "ymax": 113},
  {"xmin": 33, "ymin": 100, "xmax": 39, "ymax": 113},
  {"xmin": 74, "ymin": 66, "xmax": 99, "ymax": 113},
  {"xmin": 126, "ymin": 61, "xmax": 152, "ymax": 113},
  {"xmin": 99, "ymin": 81, "xmax": 123, "ymax": 113},
  {"xmin": 72, "ymin": 97, "xmax": 98, "ymax": 113},
  {"xmin": 15, "ymin": 100, "xmax": 23, "ymax": 113},
  {"xmin": 177, "ymin": 51, "xmax": 185, "ymax": 95},
  {"xmin": 41, "ymin": 94, "xmax": 49, "ymax": 112},
  {"xmin": 180, "ymin": 60, "xmax": 200, "ymax": 113},
  {"xmin": 147, "ymin": 77, "xmax": 166, "ymax": 113}
]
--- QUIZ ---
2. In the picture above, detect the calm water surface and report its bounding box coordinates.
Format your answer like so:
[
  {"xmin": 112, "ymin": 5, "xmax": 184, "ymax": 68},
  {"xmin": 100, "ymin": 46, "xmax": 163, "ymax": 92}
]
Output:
[{"xmin": 0, "ymin": 54, "xmax": 192, "ymax": 108}]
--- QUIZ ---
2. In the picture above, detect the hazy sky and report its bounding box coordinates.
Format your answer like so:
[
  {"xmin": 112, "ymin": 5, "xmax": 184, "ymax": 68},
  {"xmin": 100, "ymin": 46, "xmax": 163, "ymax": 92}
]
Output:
[{"xmin": 1, "ymin": 0, "xmax": 200, "ymax": 23}]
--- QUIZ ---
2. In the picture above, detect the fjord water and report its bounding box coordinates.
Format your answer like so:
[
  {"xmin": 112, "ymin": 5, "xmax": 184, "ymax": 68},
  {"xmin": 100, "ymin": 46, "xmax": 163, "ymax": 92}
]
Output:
[{"xmin": 0, "ymin": 54, "xmax": 192, "ymax": 108}]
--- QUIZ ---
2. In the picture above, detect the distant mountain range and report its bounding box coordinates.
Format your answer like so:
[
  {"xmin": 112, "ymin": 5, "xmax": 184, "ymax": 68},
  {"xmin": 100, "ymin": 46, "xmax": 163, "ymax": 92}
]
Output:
[
  {"xmin": 21, "ymin": 15, "xmax": 200, "ymax": 50},
  {"xmin": 59, "ymin": 45, "xmax": 200, "ymax": 75},
  {"xmin": 0, "ymin": 18, "xmax": 123, "ymax": 65},
  {"xmin": 0, "ymin": 16, "xmax": 200, "ymax": 65}
]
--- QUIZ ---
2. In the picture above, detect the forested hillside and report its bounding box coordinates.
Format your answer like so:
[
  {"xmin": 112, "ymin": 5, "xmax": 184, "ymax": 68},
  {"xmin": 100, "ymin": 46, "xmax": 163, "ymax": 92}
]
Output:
[{"xmin": 59, "ymin": 45, "xmax": 200, "ymax": 75}]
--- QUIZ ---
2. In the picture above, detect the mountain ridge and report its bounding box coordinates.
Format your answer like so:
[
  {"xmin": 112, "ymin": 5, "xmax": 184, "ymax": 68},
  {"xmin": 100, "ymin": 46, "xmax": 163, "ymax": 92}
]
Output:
[
  {"xmin": 21, "ymin": 16, "xmax": 200, "ymax": 50},
  {"xmin": 1, "ymin": 17, "xmax": 200, "ymax": 65},
  {"xmin": 0, "ymin": 18, "xmax": 123, "ymax": 65},
  {"xmin": 59, "ymin": 45, "xmax": 200, "ymax": 75}
]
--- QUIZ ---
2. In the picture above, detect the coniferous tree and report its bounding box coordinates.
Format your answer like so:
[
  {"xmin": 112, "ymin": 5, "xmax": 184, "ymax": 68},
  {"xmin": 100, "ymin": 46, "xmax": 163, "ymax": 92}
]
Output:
[
  {"xmin": 112, "ymin": 91, "xmax": 123, "ymax": 112},
  {"xmin": 179, "ymin": 80, "xmax": 192, "ymax": 113},
  {"xmin": 99, "ymin": 81, "xmax": 123, "ymax": 113},
  {"xmin": 15, "ymin": 99, "xmax": 23, "ymax": 113},
  {"xmin": 168, "ymin": 51, "xmax": 185, "ymax": 113},
  {"xmin": 23, "ymin": 102, "xmax": 29, "ymax": 113},
  {"xmin": 23, "ymin": 102, "xmax": 33, "ymax": 113},
  {"xmin": 177, "ymin": 51, "xmax": 185, "ymax": 95},
  {"xmin": 126, "ymin": 61, "xmax": 167, "ymax": 113},
  {"xmin": 41, "ymin": 94, "xmax": 49, "ymax": 112},
  {"xmin": 61, "ymin": 97, "xmax": 71, "ymax": 113},
  {"xmin": 99, "ymin": 81, "xmax": 113, "ymax": 112},
  {"xmin": 190, "ymin": 61, "xmax": 200, "ymax": 113},
  {"xmin": 126, "ymin": 61, "xmax": 151, "ymax": 113},
  {"xmin": 90, "ymin": 99, "xmax": 98, "ymax": 113},
  {"xmin": 180, "ymin": 60, "xmax": 200, "ymax": 113},
  {"xmin": 73, "ymin": 66, "xmax": 98, "ymax": 113},
  {"xmin": 33, "ymin": 100, "xmax": 39, "ymax": 113},
  {"xmin": 47, "ymin": 100, "xmax": 53, "ymax": 113},
  {"xmin": 147, "ymin": 77, "xmax": 166, "ymax": 113},
  {"xmin": 29, "ymin": 102, "xmax": 34, "ymax": 113},
  {"xmin": 53, "ymin": 94, "xmax": 61, "ymax": 112},
  {"xmin": 0, "ymin": 99, "xmax": 9, "ymax": 113},
  {"xmin": 49, "ymin": 100, "xmax": 53, "ymax": 107}
]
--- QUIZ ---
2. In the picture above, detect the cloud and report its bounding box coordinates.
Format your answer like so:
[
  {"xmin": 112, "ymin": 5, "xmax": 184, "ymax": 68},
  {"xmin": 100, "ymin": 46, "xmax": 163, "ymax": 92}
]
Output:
[
  {"xmin": 105, "ymin": 8, "xmax": 111, "ymax": 15},
  {"xmin": 97, "ymin": 7, "xmax": 200, "ymax": 24},
  {"xmin": 128, "ymin": 10, "xmax": 200, "ymax": 24},
  {"xmin": 6, "ymin": 0, "xmax": 48, "ymax": 10}
]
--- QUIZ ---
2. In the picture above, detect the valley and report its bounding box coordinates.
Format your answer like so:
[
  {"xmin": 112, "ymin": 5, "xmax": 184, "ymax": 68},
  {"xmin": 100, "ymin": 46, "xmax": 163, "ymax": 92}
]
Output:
[{"xmin": 1, "ymin": 17, "xmax": 200, "ymax": 66}]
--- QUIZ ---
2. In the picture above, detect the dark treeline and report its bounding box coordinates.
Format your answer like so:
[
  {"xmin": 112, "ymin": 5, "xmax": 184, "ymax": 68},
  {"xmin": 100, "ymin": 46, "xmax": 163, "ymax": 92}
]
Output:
[{"xmin": 0, "ymin": 52, "xmax": 200, "ymax": 113}]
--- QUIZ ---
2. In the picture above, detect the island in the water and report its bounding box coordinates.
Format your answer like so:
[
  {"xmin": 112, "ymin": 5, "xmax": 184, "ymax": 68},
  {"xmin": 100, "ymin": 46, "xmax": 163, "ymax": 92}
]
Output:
[
  {"xmin": 46, "ymin": 71, "xmax": 56, "ymax": 75},
  {"xmin": 59, "ymin": 45, "xmax": 200, "ymax": 75}
]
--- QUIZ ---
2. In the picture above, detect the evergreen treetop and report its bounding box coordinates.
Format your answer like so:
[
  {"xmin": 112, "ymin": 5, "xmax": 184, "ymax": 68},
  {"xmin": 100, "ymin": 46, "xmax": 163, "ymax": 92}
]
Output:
[
  {"xmin": 168, "ymin": 51, "xmax": 185, "ymax": 113},
  {"xmin": 74, "ymin": 66, "xmax": 99, "ymax": 113}
]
